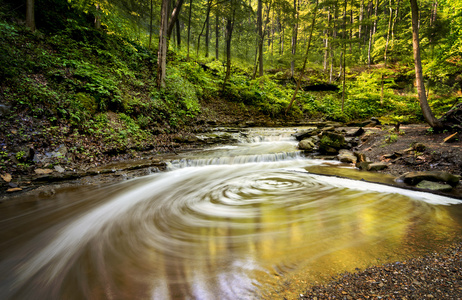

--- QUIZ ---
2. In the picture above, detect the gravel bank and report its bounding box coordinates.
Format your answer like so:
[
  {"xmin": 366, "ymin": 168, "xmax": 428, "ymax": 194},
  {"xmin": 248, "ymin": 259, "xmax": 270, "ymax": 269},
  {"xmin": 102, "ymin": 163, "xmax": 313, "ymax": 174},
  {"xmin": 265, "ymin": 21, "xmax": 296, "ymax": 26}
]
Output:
[{"xmin": 301, "ymin": 243, "xmax": 462, "ymax": 299}]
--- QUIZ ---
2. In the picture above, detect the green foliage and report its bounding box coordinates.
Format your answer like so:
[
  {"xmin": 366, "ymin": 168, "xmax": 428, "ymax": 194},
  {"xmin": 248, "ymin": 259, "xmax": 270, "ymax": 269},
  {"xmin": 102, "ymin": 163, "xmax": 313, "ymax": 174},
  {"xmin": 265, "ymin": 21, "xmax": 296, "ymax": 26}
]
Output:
[{"xmin": 165, "ymin": 66, "xmax": 201, "ymax": 117}]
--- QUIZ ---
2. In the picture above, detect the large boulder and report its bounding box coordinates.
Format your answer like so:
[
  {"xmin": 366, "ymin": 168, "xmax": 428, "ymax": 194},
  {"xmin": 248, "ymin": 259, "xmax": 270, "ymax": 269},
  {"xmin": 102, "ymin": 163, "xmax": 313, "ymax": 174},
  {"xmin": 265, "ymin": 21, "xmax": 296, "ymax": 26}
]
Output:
[
  {"xmin": 398, "ymin": 171, "xmax": 460, "ymax": 187},
  {"xmin": 298, "ymin": 136, "xmax": 320, "ymax": 152},
  {"xmin": 298, "ymin": 138, "xmax": 316, "ymax": 151},
  {"xmin": 319, "ymin": 131, "xmax": 346, "ymax": 154},
  {"xmin": 293, "ymin": 128, "xmax": 320, "ymax": 141}
]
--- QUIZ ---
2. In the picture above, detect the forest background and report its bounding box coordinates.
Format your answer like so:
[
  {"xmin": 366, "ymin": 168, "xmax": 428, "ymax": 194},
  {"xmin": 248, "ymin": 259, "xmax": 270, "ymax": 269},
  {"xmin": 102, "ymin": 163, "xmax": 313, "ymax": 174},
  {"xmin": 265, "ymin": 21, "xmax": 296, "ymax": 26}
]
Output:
[{"xmin": 0, "ymin": 0, "xmax": 461, "ymax": 174}]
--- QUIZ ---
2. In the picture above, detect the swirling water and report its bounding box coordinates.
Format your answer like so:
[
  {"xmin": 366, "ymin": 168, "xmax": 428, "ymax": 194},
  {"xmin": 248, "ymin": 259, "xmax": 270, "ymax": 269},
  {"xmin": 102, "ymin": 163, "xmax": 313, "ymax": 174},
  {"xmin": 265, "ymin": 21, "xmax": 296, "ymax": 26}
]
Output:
[{"xmin": 1, "ymin": 127, "xmax": 462, "ymax": 299}]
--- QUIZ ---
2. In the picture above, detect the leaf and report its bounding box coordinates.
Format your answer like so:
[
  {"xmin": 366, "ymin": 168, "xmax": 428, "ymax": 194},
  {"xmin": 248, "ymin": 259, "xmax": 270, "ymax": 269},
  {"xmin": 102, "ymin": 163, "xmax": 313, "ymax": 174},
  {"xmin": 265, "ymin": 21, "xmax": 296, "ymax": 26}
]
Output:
[{"xmin": 1, "ymin": 173, "xmax": 12, "ymax": 183}]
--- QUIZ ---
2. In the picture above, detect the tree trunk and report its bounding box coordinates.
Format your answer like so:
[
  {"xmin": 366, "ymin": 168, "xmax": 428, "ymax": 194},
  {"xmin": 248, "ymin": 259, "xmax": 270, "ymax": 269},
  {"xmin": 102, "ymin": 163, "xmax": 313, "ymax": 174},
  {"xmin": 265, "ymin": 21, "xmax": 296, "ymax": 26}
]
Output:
[
  {"xmin": 257, "ymin": 0, "xmax": 264, "ymax": 77},
  {"xmin": 380, "ymin": 0, "xmax": 393, "ymax": 105},
  {"xmin": 323, "ymin": 9, "xmax": 331, "ymax": 72},
  {"xmin": 223, "ymin": 4, "xmax": 235, "ymax": 89},
  {"xmin": 26, "ymin": 0, "xmax": 35, "ymax": 32},
  {"xmin": 359, "ymin": 0, "xmax": 364, "ymax": 41},
  {"xmin": 167, "ymin": 0, "xmax": 185, "ymax": 38},
  {"xmin": 342, "ymin": 0, "xmax": 347, "ymax": 111},
  {"xmin": 368, "ymin": 0, "xmax": 378, "ymax": 67},
  {"xmin": 290, "ymin": 0, "xmax": 299, "ymax": 78},
  {"xmin": 215, "ymin": 13, "xmax": 219, "ymax": 59},
  {"xmin": 187, "ymin": 0, "xmax": 193, "ymax": 60},
  {"xmin": 94, "ymin": 4, "xmax": 101, "ymax": 29},
  {"xmin": 205, "ymin": 7, "xmax": 210, "ymax": 57},
  {"xmin": 157, "ymin": 0, "xmax": 170, "ymax": 88},
  {"xmin": 196, "ymin": 0, "xmax": 212, "ymax": 56},
  {"xmin": 149, "ymin": 0, "xmax": 154, "ymax": 49},
  {"xmin": 410, "ymin": 0, "xmax": 443, "ymax": 129},
  {"xmin": 176, "ymin": 18, "xmax": 181, "ymax": 48},
  {"xmin": 285, "ymin": 0, "xmax": 319, "ymax": 114}
]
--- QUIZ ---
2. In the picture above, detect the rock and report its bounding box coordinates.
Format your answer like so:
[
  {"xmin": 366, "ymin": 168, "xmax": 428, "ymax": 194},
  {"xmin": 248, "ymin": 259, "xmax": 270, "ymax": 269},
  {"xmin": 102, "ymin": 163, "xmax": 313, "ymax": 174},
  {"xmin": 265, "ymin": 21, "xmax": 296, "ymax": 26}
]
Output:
[
  {"xmin": 356, "ymin": 161, "xmax": 372, "ymax": 170},
  {"xmin": 412, "ymin": 143, "xmax": 426, "ymax": 152},
  {"xmin": 293, "ymin": 128, "xmax": 320, "ymax": 141},
  {"xmin": 443, "ymin": 132, "xmax": 459, "ymax": 143},
  {"xmin": 173, "ymin": 135, "xmax": 198, "ymax": 143},
  {"xmin": 35, "ymin": 168, "xmax": 54, "ymax": 175},
  {"xmin": 399, "ymin": 171, "xmax": 460, "ymax": 187},
  {"xmin": 345, "ymin": 127, "xmax": 365, "ymax": 137},
  {"xmin": 383, "ymin": 152, "xmax": 399, "ymax": 159},
  {"xmin": 354, "ymin": 152, "xmax": 368, "ymax": 163},
  {"xmin": 298, "ymin": 138, "xmax": 317, "ymax": 151},
  {"xmin": 322, "ymin": 126, "xmax": 336, "ymax": 132},
  {"xmin": 7, "ymin": 187, "xmax": 22, "ymax": 193},
  {"xmin": 0, "ymin": 103, "xmax": 12, "ymax": 117},
  {"xmin": 56, "ymin": 144, "xmax": 68, "ymax": 157},
  {"xmin": 416, "ymin": 180, "xmax": 453, "ymax": 192},
  {"xmin": 54, "ymin": 165, "xmax": 65, "ymax": 173},
  {"xmin": 319, "ymin": 131, "xmax": 346, "ymax": 154},
  {"xmin": 370, "ymin": 117, "xmax": 382, "ymax": 125},
  {"xmin": 8, "ymin": 182, "xmax": 18, "ymax": 188},
  {"xmin": 338, "ymin": 149, "xmax": 357, "ymax": 164},
  {"xmin": 1, "ymin": 173, "xmax": 12, "ymax": 183},
  {"xmin": 367, "ymin": 162, "xmax": 388, "ymax": 171}
]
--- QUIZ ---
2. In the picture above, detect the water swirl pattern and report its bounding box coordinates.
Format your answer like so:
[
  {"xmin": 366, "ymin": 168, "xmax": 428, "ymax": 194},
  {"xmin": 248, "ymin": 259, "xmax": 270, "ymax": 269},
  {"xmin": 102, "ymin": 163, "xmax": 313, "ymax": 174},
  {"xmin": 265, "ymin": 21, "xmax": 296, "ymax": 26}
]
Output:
[{"xmin": 0, "ymin": 127, "xmax": 461, "ymax": 299}]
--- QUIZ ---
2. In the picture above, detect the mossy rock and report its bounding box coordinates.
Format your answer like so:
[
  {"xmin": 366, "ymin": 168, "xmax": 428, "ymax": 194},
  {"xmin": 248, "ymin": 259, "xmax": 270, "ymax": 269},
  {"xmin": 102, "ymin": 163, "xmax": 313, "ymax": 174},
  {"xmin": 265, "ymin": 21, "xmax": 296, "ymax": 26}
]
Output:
[
  {"xmin": 319, "ymin": 132, "xmax": 346, "ymax": 153},
  {"xmin": 75, "ymin": 92, "xmax": 97, "ymax": 113}
]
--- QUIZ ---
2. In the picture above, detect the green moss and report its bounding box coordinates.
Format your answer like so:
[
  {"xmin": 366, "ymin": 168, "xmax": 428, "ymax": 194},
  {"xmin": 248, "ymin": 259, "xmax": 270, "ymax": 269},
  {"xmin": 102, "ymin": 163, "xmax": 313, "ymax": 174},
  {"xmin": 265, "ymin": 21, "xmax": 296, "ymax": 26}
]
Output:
[{"xmin": 75, "ymin": 92, "xmax": 97, "ymax": 113}]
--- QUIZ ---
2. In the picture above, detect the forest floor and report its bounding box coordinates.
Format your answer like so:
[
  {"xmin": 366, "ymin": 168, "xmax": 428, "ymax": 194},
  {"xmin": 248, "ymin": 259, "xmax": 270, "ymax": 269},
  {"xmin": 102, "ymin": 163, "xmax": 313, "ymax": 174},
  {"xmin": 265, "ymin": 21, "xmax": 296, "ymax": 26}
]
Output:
[{"xmin": 355, "ymin": 123, "xmax": 462, "ymax": 177}]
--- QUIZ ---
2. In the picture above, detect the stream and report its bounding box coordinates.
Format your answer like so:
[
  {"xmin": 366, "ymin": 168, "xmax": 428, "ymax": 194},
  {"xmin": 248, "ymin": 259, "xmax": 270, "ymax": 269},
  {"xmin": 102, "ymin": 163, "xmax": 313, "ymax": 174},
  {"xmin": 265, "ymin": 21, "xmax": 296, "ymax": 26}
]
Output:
[{"xmin": 1, "ymin": 127, "xmax": 461, "ymax": 299}]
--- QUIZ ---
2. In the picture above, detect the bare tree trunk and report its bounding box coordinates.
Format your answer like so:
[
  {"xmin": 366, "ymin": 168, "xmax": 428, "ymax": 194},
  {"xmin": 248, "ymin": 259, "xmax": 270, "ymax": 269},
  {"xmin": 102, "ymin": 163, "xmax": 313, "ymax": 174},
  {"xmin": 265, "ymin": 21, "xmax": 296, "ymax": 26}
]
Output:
[
  {"xmin": 157, "ymin": 0, "xmax": 170, "ymax": 88},
  {"xmin": 257, "ymin": 0, "xmax": 264, "ymax": 77},
  {"xmin": 342, "ymin": 0, "xmax": 347, "ymax": 111},
  {"xmin": 410, "ymin": 0, "xmax": 442, "ymax": 129},
  {"xmin": 187, "ymin": 0, "xmax": 193, "ymax": 60},
  {"xmin": 285, "ymin": 0, "xmax": 319, "ymax": 115},
  {"xmin": 196, "ymin": 0, "xmax": 212, "ymax": 56},
  {"xmin": 279, "ymin": 17, "xmax": 284, "ymax": 54},
  {"xmin": 215, "ymin": 13, "xmax": 219, "ymax": 59},
  {"xmin": 167, "ymin": 0, "xmax": 185, "ymax": 38},
  {"xmin": 380, "ymin": 0, "xmax": 393, "ymax": 105},
  {"xmin": 359, "ymin": 0, "xmax": 364, "ymax": 41},
  {"xmin": 205, "ymin": 8, "xmax": 210, "ymax": 57},
  {"xmin": 368, "ymin": 0, "xmax": 378, "ymax": 67},
  {"xmin": 290, "ymin": 0, "xmax": 299, "ymax": 78},
  {"xmin": 323, "ymin": 9, "xmax": 331, "ymax": 72},
  {"xmin": 391, "ymin": 0, "xmax": 400, "ymax": 46},
  {"xmin": 26, "ymin": 0, "xmax": 35, "ymax": 32},
  {"xmin": 223, "ymin": 3, "xmax": 236, "ymax": 89},
  {"xmin": 94, "ymin": 4, "xmax": 101, "ymax": 29},
  {"xmin": 149, "ymin": 0, "xmax": 154, "ymax": 49}
]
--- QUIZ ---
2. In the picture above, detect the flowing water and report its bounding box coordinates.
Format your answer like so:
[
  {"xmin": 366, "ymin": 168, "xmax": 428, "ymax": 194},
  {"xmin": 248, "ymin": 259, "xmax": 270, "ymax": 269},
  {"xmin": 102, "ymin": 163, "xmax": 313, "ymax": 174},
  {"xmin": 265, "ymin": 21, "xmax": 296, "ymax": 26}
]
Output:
[{"xmin": 1, "ymin": 127, "xmax": 462, "ymax": 299}]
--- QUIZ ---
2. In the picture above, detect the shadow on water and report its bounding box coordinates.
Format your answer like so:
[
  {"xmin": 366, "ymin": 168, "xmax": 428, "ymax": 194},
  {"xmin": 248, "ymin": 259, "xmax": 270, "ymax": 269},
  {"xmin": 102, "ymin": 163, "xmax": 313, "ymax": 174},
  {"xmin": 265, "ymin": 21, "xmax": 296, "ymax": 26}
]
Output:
[{"xmin": 1, "ymin": 127, "xmax": 462, "ymax": 299}]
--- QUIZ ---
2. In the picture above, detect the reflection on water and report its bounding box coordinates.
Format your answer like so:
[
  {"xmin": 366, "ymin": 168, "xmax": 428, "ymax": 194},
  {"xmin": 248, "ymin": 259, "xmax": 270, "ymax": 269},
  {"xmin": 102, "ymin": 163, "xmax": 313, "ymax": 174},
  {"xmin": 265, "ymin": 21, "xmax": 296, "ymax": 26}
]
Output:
[{"xmin": 0, "ymin": 127, "xmax": 461, "ymax": 299}]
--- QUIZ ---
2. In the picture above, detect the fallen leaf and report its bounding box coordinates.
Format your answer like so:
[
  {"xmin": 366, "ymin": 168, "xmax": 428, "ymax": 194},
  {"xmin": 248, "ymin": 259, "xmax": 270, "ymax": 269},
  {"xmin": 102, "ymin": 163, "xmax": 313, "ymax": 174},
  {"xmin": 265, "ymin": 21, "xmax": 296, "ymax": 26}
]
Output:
[
  {"xmin": 7, "ymin": 187, "xmax": 22, "ymax": 193},
  {"xmin": 1, "ymin": 173, "xmax": 12, "ymax": 183}
]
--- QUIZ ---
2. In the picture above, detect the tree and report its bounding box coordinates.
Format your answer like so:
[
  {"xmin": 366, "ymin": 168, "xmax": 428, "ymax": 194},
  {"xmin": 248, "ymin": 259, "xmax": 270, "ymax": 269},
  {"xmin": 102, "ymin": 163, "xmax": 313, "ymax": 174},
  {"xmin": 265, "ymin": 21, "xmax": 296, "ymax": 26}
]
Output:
[
  {"xmin": 157, "ymin": 0, "xmax": 185, "ymax": 88},
  {"xmin": 285, "ymin": 0, "xmax": 319, "ymax": 114},
  {"xmin": 290, "ymin": 0, "xmax": 299, "ymax": 78},
  {"xmin": 26, "ymin": 0, "xmax": 35, "ymax": 32},
  {"xmin": 157, "ymin": 0, "xmax": 170, "ymax": 88},
  {"xmin": 410, "ymin": 0, "xmax": 443, "ymax": 129},
  {"xmin": 223, "ymin": 0, "xmax": 236, "ymax": 89}
]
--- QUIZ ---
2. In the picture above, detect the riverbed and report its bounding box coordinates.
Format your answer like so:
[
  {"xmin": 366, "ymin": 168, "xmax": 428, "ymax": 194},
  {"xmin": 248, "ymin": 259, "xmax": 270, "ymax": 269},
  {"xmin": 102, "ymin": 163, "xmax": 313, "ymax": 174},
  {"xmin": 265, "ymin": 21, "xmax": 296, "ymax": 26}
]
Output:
[{"xmin": 1, "ymin": 127, "xmax": 461, "ymax": 299}]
